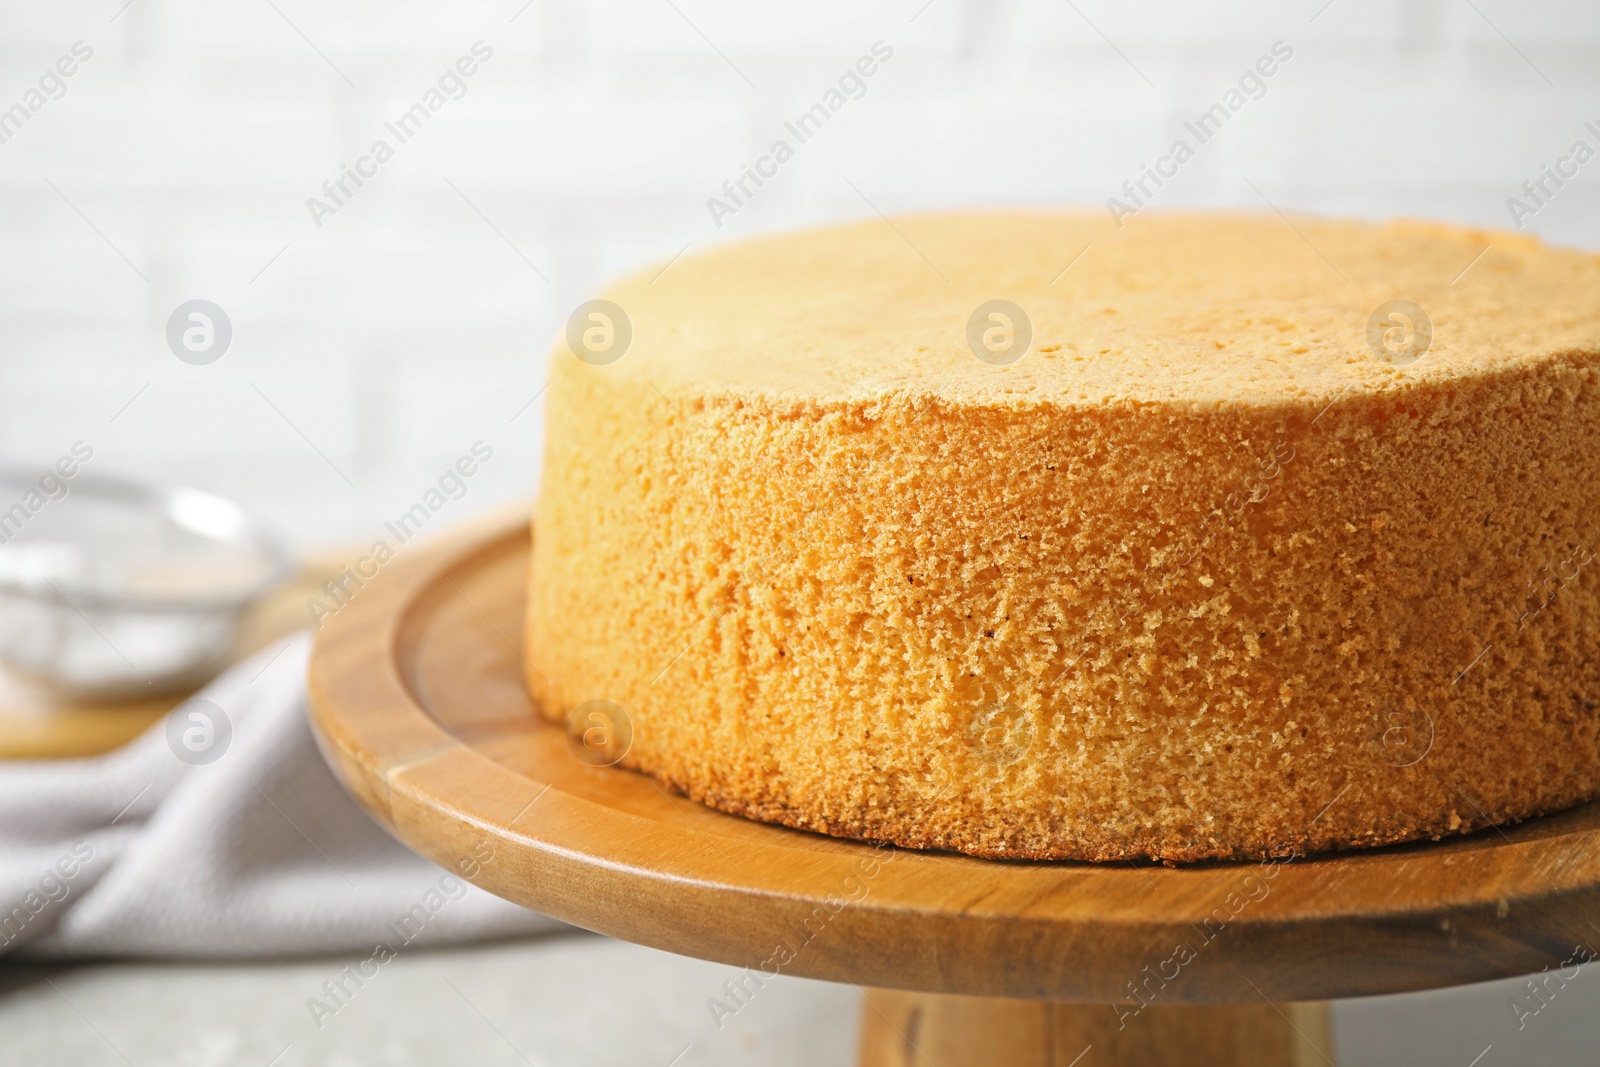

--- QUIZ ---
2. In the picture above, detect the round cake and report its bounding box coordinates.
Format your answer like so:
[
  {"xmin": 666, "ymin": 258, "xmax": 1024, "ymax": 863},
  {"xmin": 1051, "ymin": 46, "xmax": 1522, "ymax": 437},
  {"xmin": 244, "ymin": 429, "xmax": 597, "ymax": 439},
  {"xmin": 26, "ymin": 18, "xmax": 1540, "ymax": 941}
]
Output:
[{"xmin": 527, "ymin": 212, "xmax": 1600, "ymax": 862}]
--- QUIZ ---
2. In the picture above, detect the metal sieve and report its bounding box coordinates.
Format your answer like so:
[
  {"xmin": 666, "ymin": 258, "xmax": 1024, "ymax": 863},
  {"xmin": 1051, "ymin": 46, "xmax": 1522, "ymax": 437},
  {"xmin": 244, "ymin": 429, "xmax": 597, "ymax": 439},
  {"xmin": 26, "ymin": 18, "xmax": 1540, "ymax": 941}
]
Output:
[{"xmin": 0, "ymin": 465, "xmax": 291, "ymax": 701}]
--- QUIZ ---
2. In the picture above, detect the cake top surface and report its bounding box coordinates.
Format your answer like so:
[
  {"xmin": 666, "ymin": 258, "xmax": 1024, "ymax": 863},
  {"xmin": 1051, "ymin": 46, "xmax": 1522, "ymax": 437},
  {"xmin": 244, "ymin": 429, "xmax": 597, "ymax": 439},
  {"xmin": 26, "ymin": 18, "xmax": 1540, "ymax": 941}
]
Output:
[{"xmin": 578, "ymin": 212, "xmax": 1600, "ymax": 409}]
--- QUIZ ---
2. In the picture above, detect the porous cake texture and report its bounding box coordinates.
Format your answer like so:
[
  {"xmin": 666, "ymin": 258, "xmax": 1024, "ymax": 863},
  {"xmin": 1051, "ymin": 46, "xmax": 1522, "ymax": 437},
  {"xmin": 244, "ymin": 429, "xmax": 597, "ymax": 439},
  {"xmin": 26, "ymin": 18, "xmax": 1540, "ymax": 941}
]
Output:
[{"xmin": 527, "ymin": 212, "xmax": 1600, "ymax": 862}]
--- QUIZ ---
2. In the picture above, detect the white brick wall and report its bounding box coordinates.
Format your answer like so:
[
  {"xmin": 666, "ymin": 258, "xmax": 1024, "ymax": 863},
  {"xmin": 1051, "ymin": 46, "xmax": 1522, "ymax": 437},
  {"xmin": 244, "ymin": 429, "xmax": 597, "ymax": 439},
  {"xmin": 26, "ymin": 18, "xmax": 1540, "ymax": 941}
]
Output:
[{"xmin": 0, "ymin": 0, "xmax": 1595, "ymax": 545}]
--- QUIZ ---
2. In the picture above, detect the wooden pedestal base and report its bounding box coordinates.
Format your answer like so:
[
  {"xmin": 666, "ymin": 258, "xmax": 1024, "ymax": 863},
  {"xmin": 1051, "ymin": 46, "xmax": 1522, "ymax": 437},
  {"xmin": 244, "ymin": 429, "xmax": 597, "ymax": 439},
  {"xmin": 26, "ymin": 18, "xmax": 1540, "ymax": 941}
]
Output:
[{"xmin": 858, "ymin": 989, "xmax": 1335, "ymax": 1067}]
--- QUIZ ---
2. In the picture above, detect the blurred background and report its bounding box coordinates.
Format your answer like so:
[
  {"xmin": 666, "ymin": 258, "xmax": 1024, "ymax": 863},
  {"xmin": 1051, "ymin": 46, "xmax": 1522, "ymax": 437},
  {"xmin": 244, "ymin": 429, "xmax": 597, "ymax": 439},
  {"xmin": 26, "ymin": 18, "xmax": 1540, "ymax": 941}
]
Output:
[
  {"xmin": 5, "ymin": 0, "xmax": 1597, "ymax": 545},
  {"xmin": 2, "ymin": 0, "xmax": 1598, "ymax": 1063}
]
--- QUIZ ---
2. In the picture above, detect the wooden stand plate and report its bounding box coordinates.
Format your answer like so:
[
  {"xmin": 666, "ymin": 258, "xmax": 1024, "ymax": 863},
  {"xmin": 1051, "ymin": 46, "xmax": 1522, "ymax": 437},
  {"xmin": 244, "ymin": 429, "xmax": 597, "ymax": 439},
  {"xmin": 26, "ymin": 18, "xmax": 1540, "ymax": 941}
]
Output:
[{"xmin": 308, "ymin": 516, "xmax": 1600, "ymax": 1066}]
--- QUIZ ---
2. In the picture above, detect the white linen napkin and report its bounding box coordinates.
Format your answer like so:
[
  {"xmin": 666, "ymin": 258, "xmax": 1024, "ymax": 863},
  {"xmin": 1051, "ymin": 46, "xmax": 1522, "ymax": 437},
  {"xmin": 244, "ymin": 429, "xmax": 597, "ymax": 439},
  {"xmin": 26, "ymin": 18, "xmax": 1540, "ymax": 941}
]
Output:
[{"xmin": 0, "ymin": 634, "xmax": 562, "ymax": 958}]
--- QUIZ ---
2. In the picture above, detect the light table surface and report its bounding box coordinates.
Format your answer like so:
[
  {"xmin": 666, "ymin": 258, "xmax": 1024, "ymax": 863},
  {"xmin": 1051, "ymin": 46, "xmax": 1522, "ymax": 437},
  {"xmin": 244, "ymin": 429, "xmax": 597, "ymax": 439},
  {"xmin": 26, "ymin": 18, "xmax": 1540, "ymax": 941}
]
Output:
[{"xmin": 3, "ymin": 934, "xmax": 1599, "ymax": 1066}]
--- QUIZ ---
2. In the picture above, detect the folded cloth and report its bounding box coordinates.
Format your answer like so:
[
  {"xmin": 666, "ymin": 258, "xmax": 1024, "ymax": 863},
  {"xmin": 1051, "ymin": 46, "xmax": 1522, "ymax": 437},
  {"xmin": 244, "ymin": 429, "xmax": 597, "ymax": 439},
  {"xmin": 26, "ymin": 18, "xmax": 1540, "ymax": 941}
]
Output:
[{"xmin": 0, "ymin": 634, "xmax": 563, "ymax": 958}]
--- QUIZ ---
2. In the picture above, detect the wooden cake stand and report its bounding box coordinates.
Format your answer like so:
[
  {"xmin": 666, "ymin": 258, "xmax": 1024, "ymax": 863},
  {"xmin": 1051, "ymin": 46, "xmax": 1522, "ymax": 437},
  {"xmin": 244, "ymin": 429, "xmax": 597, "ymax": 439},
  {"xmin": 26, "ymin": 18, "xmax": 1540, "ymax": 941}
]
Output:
[{"xmin": 307, "ymin": 516, "xmax": 1600, "ymax": 1066}]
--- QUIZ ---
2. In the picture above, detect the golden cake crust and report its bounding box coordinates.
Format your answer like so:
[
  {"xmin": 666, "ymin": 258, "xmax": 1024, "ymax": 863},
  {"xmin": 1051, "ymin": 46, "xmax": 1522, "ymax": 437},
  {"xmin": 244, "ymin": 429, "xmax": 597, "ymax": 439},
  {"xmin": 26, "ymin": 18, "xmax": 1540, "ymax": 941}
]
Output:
[{"xmin": 528, "ymin": 211, "xmax": 1600, "ymax": 863}]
